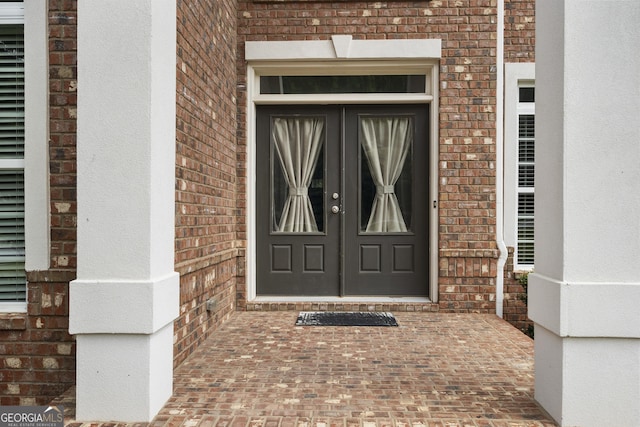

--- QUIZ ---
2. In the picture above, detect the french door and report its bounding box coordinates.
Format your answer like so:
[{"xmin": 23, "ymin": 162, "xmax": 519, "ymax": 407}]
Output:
[{"xmin": 256, "ymin": 105, "xmax": 429, "ymax": 297}]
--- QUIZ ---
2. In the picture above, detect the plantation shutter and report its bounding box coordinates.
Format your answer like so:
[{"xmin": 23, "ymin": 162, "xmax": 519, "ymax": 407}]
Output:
[
  {"xmin": 517, "ymin": 113, "xmax": 535, "ymax": 266},
  {"xmin": 0, "ymin": 24, "xmax": 25, "ymax": 302}
]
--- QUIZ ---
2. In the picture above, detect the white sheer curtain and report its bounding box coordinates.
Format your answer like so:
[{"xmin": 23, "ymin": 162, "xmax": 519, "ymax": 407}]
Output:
[
  {"xmin": 272, "ymin": 117, "xmax": 324, "ymax": 232},
  {"xmin": 360, "ymin": 116, "xmax": 412, "ymax": 232}
]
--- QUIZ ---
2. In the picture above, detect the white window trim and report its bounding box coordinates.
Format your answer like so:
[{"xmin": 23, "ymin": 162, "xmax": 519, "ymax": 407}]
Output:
[
  {"xmin": 0, "ymin": 2, "xmax": 23, "ymax": 24},
  {"xmin": 0, "ymin": 2, "xmax": 49, "ymax": 313},
  {"xmin": 245, "ymin": 36, "xmax": 441, "ymax": 303},
  {"xmin": 24, "ymin": 0, "xmax": 50, "ymax": 271},
  {"xmin": 504, "ymin": 63, "xmax": 535, "ymax": 272}
]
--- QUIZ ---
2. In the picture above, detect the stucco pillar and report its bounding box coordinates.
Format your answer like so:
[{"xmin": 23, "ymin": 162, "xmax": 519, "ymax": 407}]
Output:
[
  {"xmin": 529, "ymin": 1, "xmax": 640, "ymax": 426},
  {"xmin": 70, "ymin": 0, "xmax": 178, "ymax": 422}
]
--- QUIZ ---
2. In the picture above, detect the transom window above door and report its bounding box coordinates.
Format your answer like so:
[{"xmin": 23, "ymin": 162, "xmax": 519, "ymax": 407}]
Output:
[
  {"xmin": 260, "ymin": 75, "xmax": 426, "ymax": 94},
  {"xmin": 246, "ymin": 37, "xmax": 439, "ymax": 105}
]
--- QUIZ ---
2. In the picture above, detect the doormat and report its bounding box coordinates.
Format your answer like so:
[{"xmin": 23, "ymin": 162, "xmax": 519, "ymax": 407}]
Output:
[{"xmin": 295, "ymin": 311, "xmax": 398, "ymax": 327}]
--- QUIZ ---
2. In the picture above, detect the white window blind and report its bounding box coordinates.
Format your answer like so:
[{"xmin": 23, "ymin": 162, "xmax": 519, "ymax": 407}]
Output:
[
  {"xmin": 0, "ymin": 21, "xmax": 25, "ymax": 302},
  {"xmin": 516, "ymin": 87, "xmax": 535, "ymax": 266}
]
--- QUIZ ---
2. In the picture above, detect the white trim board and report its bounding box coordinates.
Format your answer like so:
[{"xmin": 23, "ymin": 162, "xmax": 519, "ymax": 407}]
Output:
[
  {"xmin": 24, "ymin": 0, "xmax": 50, "ymax": 272},
  {"xmin": 246, "ymin": 36, "xmax": 442, "ymax": 61}
]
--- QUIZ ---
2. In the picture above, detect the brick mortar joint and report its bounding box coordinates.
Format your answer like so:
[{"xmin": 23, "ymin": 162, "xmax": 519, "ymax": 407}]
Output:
[
  {"xmin": 26, "ymin": 270, "xmax": 76, "ymax": 283},
  {"xmin": 440, "ymin": 249, "xmax": 500, "ymax": 258},
  {"xmin": 175, "ymin": 247, "xmax": 241, "ymax": 276}
]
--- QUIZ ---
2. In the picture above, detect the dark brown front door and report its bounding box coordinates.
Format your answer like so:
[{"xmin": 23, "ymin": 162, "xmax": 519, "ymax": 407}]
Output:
[{"xmin": 256, "ymin": 105, "xmax": 429, "ymax": 297}]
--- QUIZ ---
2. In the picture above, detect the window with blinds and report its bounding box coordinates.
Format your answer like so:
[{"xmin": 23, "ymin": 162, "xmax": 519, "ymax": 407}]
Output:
[
  {"xmin": 0, "ymin": 22, "xmax": 25, "ymax": 303},
  {"xmin": 517, "ymin": 87, "xmax": 535, "ymax": 266}
]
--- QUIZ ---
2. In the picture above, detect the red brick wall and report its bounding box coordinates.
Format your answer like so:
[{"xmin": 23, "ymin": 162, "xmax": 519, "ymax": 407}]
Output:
[
  {"xmin": 505, "ymin": 0, "xmax": 535, "ymax": 62},
  {"xmin": 174, "ymin": 0, "xmax": 240, "ymax": 366},
  {"xmin": 237, "ymin": 0, "xmax": 499, "ymax": 312},
  {"xmin": 0, "ymin": 0, "xmax": 77, "ymax": 405},
  {"xmin": 503, "ymin": 247, "xmax": 533, "ymax": 335}
]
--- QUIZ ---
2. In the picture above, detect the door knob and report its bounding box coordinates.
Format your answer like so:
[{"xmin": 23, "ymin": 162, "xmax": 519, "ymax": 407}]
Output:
[{"xmin": 331, "ymin": 205, "xmax": 340, "ymax": 214}]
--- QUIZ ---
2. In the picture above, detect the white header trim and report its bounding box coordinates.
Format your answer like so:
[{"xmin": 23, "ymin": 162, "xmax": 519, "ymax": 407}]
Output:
[{"xmin": 246, "ymin": 36, "xmax": 442, "ymax": 61}]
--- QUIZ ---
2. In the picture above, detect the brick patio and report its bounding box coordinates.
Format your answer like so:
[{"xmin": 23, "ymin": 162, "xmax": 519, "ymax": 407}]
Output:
[{"xmin": 57, "ymin": 312, "xmax": 556, "ymax": 427}]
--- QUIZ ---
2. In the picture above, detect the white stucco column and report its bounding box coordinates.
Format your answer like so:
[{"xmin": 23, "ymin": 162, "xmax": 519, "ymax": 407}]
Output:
[
  {"xmin": 70, "ymin": 0, "xmax": 178, "ymax": 422},
  {"xmin": 530, "ymin": 1, "xmax": 640, "ymax": 426}
]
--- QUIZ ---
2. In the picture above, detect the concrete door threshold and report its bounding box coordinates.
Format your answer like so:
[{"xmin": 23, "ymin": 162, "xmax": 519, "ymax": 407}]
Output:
[{"xmin": 244, "ymin": 296, "xmax": 438, "ymax": 312}]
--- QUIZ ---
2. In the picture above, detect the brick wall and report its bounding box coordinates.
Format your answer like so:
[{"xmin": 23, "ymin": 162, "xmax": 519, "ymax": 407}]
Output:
[
  {"xmin": 174, "ymin": 0, "xmax": 240, "ymax": 366},
  {"xmin": 502, "ymin": 247, "xmax": 532, "ymax": 335},
  {"xmin": 0, "ymin": 0, "xmax": 77, "ymax": 405},
  {"xmin": 505, "ymin": 0, "xmax": 535, "ymax": 62},
  {"xmin": 237, "ymin": 0, "xmax": 499, "ymax": 313}
]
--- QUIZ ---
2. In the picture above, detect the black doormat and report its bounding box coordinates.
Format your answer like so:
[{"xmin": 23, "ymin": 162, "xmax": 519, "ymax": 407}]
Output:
[{"xmin": 295, "ymin": 311, "xmax": 398, "ymax": 327}]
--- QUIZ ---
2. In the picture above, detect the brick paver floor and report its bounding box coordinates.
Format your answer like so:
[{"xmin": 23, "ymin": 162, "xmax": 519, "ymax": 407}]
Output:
[{"xmin": 60, "ymin": 311, "xmax": 557, "ymax": 427}]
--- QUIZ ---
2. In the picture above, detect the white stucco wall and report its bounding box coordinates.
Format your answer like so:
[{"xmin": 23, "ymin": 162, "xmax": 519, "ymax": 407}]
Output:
[
  {"xmin": 561, "ymin": 2, "xmax": 640, "ymax": 283},
  {"xmin": 530, "ymin": 1, "xmax": 640, "ymax": 425}
]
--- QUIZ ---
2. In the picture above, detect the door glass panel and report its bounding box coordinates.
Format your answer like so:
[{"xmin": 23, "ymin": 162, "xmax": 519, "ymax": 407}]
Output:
[
  {"xmin": 271, "ymin": 116, "xmax": 325, "ymax": 233},
  {"xmin": 261, "ymin": 75, "xmax": 426, "ymax": 94},
  {"xmin": 359, "ymin": 116, "xmax": 413, "ymax": 233}
]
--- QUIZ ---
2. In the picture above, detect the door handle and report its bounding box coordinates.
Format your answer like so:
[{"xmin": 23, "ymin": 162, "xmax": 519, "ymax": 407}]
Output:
[{"xmin": 331, "ymin": 205, "xmax": 340, "ymax": 214}]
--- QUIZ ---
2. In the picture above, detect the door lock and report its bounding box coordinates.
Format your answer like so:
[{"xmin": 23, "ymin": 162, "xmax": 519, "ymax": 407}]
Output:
[
  {"xmin": 331, "ymin": 205, "xmax": 340, "ymax": 214},
  {"xmin": 332, "ymin": 192, "xmax": 340, "ymax": 200}
]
